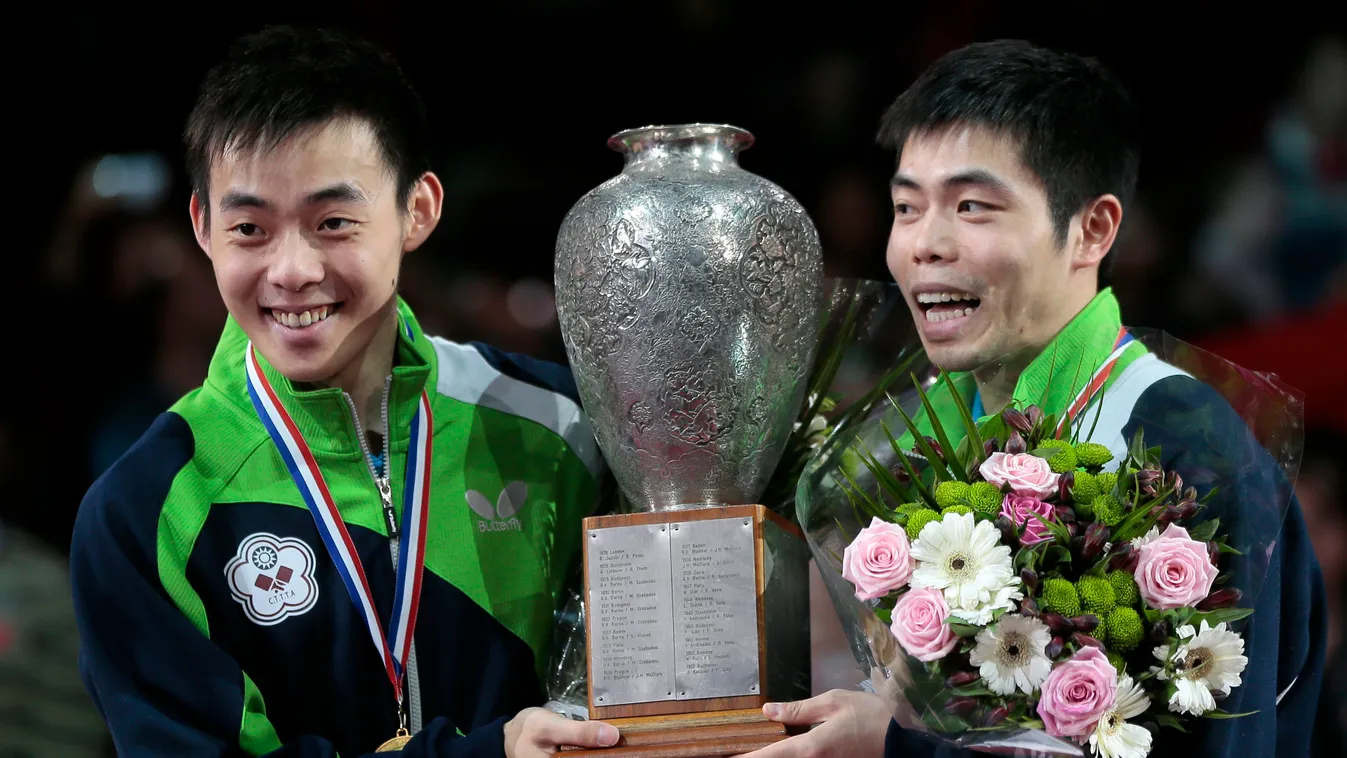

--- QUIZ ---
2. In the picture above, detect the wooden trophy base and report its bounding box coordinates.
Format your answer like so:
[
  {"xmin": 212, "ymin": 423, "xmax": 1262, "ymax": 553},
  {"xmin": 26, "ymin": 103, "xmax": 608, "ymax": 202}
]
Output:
[
  {"xmin": 572, "ymin": 505, "xmax": 811, "ymax": 758},
  {"xmin": 562, "ymin": 708, "xmax": 790, "ymax": 758}
]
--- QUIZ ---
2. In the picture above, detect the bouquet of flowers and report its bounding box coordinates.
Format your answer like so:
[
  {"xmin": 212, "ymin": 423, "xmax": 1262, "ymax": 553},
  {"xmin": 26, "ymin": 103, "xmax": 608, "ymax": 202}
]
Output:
[{"xmin": 798, "ymin": 329, "xmax": 1302, "ymax": 757}]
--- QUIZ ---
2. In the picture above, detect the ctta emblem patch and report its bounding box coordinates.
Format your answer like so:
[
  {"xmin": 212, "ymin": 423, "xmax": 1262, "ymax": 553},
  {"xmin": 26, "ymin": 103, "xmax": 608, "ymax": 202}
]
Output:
[{"xmin": 225, "ymin": 533, "xmax": 319, "ymax": 626}]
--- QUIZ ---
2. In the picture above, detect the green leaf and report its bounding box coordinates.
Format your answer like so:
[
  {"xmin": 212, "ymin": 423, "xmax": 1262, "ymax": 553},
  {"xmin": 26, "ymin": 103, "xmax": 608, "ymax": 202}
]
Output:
[
  {"xmin": 1045, "ymin": 545, "xmax": 1073, "ymax": 566},
  {"xmin": 941, "ymin": 368, "xmax": 985, "ymax": 463},
  {"xmin": 1219, "ymin": 544, "xmax": 1244, "ymax": 556},
  {"xmin": 889, "ymin": 395, "xmax": 955, "ymax": 484},
  {"xmin": 913, "ymin": 375, "xmax": 966, "ymax": 480},
  {"xmin": 1128, "ymin": 427, "xmax": 1148, "ymax": 467},
  {"xmin": 1026, "ymin": 510, "xmax": 1072, "ymax": 547},
  {"xmin": 1191, "ymin": 608, "xmax": 1254, "ymax": 627},
  {"xmin": 1155, "ymin": 714, "xmax": 1190, "ymax": 732},
  {"xmin": 1204, "ymin": 710, "xmax": 1259, "ymax": 720},
  {"xmin": 1189, "ymin": 518, "xmax": 1221, "ymax": 543},
  {"xmin": 1144, "ymin": 608, "xmax": 1164, "ymax": 624},
  {"xmin": 1200, "ymin": 486, "xmax": 1221, "ymax": 506},
  {"xmin": 948, "ymin": 620, "xmax": 983, "ymax": 638},
  {"xmin": 875, "ymin": 423, "xmax": 934, "ymax": 504}
]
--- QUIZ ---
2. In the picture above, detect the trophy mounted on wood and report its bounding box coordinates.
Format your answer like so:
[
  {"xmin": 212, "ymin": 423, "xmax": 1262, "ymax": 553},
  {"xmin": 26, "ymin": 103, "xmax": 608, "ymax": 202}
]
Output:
[{"xmin": 554, "ymin": 124, "xmax": 824, "ymax": 757}]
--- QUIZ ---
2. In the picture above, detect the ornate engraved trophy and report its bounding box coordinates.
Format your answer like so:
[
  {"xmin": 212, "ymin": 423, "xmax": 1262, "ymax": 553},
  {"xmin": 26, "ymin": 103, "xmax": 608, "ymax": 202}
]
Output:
[{"xmin": 554, "ymin": 124, "xmax": 823, "ymax": 756}]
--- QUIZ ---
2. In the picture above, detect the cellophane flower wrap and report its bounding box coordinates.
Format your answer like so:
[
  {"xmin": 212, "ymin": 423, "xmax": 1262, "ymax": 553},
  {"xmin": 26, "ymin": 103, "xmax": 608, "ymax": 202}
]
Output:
[
  {"xmin": 797, "ymin": 328, "xmax": 1303, "ymax": 756},
  {"xmin": 544, "ymin": 279, "xmax": 917, "ymax": 717}
]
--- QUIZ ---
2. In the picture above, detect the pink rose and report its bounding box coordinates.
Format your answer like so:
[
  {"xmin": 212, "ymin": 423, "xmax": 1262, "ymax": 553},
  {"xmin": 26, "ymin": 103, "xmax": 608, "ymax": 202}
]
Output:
[
  {"xmin": 979, "ymin": 452, "xmax": 1061, "ymax": 498},
  {"xmin": 1037, "ymin": 647, "xmax": 1118, "ymax": 739},
  {"xmin": 842, "ymin": 517, "xmax": 914, "ymax": 601},
  {"xmin": 999, "ymin": 494, "xmax": 1056, "ymax": 545},
  {"xmin": 1134, "ymin": 524, "xmax": 1219, "ymax": 610},
  {"xmin": 889, "ymin": 587, "xmax": 959, "ymax": 662}
]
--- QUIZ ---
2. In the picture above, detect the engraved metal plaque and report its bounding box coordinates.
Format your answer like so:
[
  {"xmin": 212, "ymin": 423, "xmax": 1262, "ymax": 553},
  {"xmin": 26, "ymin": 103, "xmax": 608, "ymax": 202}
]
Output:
[
  {"xmin": 671, "ymin": 518, "xmax": 760, "ymax": 699},
  {"xmin": 587, "ymin": 524, "xmax": 677, "ymax": 707}
]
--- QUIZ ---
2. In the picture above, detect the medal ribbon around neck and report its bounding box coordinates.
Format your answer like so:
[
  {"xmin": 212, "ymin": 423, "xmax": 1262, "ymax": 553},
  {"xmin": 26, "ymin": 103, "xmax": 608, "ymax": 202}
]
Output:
[
  {"xmin": 243, "ymin": 342, "xmax": 432, "ymax": 705},
  {"xmin": 1056, "ymin": 326, "xmax": 1134, "ymax": 438}
]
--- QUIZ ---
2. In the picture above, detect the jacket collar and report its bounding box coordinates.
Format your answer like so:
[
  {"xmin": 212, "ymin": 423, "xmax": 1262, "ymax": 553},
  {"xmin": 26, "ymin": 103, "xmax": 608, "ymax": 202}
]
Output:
[{"xmin": 205, "ymin": 297, "xmax": 435, "ymax": 457}]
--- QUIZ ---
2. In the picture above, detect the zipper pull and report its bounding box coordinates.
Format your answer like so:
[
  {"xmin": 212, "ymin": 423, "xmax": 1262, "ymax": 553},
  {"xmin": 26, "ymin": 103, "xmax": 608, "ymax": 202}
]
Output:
[{"xmin": 377, "ymin": 478, "xmax": 399, "ymax": 538}]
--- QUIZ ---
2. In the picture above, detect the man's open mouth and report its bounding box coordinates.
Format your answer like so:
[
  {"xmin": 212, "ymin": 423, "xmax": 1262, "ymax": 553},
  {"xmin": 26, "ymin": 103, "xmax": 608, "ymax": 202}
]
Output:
[
  {"xmin": 268, "ymin": 303, "xmax": 343, "ymax": 329},
  {"xmin": 916, "ymin": 291, "xmax": 981, "ymax": 323}
]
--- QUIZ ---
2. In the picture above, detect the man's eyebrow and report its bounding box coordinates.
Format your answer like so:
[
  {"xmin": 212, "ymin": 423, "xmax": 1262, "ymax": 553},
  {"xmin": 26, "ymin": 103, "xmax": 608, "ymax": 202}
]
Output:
[
  {"xmin": 216, "ymin": 182, "xmax": 370, "ymax": 212},
  {"xmin": 305, "ymin": 182, "xmax": 370, "ymax": 205},
  {"xmin": 890, "ymin": 169, "xmax": 1012, "ymax": 195}
]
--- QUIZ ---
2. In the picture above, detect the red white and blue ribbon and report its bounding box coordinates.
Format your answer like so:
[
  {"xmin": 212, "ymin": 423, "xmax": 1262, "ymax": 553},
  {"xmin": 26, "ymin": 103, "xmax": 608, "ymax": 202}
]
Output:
[
  {"xmin": 1057, "ymin": 326, "xmax": 1135, "ymax": 437},
  {"xmin": 243, "ymin": 342, "xmax": 432, "ymax": 704}
]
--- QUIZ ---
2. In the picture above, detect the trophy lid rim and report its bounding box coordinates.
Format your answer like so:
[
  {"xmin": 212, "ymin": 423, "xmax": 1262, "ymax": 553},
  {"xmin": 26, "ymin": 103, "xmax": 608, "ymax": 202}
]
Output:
[{"xmin": 607, "ymin": 123, "xmax": 755, "ymax": 154}]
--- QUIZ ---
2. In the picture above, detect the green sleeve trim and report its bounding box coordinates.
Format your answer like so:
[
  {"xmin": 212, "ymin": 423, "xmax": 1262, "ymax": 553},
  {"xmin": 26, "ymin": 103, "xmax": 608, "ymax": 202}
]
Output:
[{"xmin": 240, "ymin": 672, "xmax": 284, "ymax": 755}]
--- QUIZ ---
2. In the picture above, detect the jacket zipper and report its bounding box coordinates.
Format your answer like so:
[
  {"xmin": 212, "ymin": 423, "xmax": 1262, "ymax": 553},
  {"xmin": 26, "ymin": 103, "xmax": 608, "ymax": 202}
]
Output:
[{"xmin": 344, "ymin": 377, "xmax": 422, "ymax": 733}]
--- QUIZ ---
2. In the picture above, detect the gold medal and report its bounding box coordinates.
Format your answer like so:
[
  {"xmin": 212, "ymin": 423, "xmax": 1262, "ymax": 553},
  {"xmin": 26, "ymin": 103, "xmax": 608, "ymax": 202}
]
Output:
[{"xmin": 376, "ymin": 728, "xmax": 412, "ymax": 752}]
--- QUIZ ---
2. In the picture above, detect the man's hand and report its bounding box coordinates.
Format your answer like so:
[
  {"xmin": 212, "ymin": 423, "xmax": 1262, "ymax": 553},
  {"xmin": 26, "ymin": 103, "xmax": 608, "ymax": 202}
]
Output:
[
  {"xmin": 741, "ymin": 690, "xmax": 891, "ymax": 758},
  {"xmin": 503, "ymin": 708, "xmax": 620, "ymax": 758}
]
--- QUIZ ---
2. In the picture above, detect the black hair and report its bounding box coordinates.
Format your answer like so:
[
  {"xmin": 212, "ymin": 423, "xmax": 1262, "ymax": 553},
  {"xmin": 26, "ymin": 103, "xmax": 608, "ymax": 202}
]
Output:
[
  {"xmin": 184, "ymin": 25, "xmax": 431, "ymax": 223},
  {"xmin": 877, "ymin": 39, "xmax": 1140, "ymax": 281}
]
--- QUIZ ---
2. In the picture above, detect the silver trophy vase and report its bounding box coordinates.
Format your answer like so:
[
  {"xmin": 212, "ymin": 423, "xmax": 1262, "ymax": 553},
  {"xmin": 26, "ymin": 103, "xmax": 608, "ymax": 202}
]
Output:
[{"xmin": 554, "ymin": 124, "xmax": 824, "ymax": 511}]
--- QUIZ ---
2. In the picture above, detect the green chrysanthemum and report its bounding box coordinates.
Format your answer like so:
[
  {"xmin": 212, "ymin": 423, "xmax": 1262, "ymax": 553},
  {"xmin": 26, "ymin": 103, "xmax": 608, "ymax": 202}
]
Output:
[
  {"xmin": 941, "ymin": 504, "xmax": 973, "ymax": 518},
  {"xmin": 1107, "ymin": 651, "xmax": 1127, "ymax": 674},
  {"xmin": 1107, "ymin": 571, "xmax": 1140, "ymax": 608},
  {"xmin": 1074, "ymin": 442, "xmax": 1114, "ymax": 470},
  {"xmin": 1105, "ymin": 607, "xmax": 1143, "ymax": 652},
  {"xmin": 1038, "ymin": 439, "xmax": 1078, "ymax": 474},
  {"xmin": 1096, "ymin": 472, "xmax": 1119, "ymax": 496},
  {"xmin": 1040, "ymin": 577, "xmax": 1082, "ymax": 617},
  {"xmin": 1070, "ymin": 471, "xmax": 1100, "ymax": 508},
  {"xmin": 897, "ymin": 502, "xmax": 928, "ymax": 516},
  {"xmin": 1076, "ymin": 575, "xmax": 1117, "ymax": 617},
  {"xmin": 934, "ymin": 481, "xmax": 972, "ymax": 510},
  {"xmin": 1093, "ymin": 614, "xmax": 1109, "ymax": 642},
  {"xmin": 905, "ymin": 509, "xmax": 941, "ymax": 541},
  {"xmin": 1092, "ymin": 494, "xmax": 1126, "ymax": 527},
  {"xmin": 967, "ymin": 482, "xmax": 1004, "ymax": 515}
]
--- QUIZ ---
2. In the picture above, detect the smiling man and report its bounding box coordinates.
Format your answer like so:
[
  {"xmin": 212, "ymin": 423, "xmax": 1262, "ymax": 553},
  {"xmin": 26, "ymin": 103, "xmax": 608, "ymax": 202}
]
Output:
[
  {"xmin": 750, "ymin": 40, "xmax": 1327, "ymax": 758},
  {"xmin": 70, "ymin": 26, "xmax": 619, "ymax": 758}
]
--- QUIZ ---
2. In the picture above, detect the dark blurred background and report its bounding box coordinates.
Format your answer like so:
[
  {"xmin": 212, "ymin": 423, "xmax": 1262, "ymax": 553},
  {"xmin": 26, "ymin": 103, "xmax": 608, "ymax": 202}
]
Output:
[{"xmin": 2, "ymin": 2, "xmax": 1344, "ymax": 755}]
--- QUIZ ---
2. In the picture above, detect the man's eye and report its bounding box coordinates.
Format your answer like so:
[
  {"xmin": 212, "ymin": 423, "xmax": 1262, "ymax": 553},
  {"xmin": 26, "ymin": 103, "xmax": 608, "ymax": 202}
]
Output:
[
  {"xmin": 894, "ymin": 202, "xmax": 914, "ymax": 215},
  {"xmin": 320, "ymin": 218, "xmax": 353, "ymax": 231},
  {"xmin": 232, "ymin": 223, "xmax": 261, "ymax": 236},
  {"xmin": 958, "ymin": 200, "xmax": 990, "ymax": 213}
]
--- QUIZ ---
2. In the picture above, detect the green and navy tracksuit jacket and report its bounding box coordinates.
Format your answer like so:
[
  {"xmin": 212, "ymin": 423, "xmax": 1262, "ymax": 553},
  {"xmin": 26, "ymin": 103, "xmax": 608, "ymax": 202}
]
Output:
[
  {"xmin": 71, "ymin": 299, "xmax": 606, "ymax": 757},
  {"xmin": 883, "ymin": 288, "xmax": 1328, "ymax": 757}
]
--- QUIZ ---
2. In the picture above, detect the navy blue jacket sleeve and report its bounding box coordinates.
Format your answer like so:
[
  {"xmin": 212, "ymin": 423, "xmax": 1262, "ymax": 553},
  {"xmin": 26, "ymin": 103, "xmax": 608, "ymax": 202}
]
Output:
[
  {"xmin": 70, "ymin": 414, "xmax": 512, "ymax": 758},
  {"xmin": 882, "ymin": 376, "xmax": 1327, "ymax": 757}
]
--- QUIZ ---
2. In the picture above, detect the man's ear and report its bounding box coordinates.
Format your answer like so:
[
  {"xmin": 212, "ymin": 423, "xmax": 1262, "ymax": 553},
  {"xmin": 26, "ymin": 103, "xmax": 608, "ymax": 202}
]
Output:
[
  {"xmin": 1072, "ymin": 194, "xmax": 1123, "ymax": 270},
  {"xmin": 189, "ymin": 192, "xmax": 212, "ymax": 258},
  {"xmin": 402, "ymin": 172, "xmax": 444, "ymax": 253}
]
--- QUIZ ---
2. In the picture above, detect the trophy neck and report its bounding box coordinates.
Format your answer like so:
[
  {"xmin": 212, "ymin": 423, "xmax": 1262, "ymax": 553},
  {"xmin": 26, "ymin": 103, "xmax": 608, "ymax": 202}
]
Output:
[{"xmin": 608, "ymin": 124, "xmax": 753, "ymax": 170}]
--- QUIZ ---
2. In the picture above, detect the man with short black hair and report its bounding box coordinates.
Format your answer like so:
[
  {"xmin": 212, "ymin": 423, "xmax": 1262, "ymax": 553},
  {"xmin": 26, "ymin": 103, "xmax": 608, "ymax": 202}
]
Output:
[
  {"xmin": 749, "ymin": 39, "xmax": 1326, "ymax": 758},
  {"xmin": 72, "ymin": 26, "xmax": 619, "ymax": 758}
]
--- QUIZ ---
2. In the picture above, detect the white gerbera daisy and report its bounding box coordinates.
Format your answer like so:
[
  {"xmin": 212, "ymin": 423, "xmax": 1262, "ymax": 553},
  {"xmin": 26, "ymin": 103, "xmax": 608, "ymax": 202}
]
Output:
[
  {"xmin": 910, "ymin": 512, "xmax": 1022, "ymax": 625},
  {"xmin": 969, "ymin": 614, "xmax": 1052, "ymax": 695},
  {"xmin": 1161, "ymin": 621, "xmax": 1248, "ymax": 716},
  {"xmin": 1130, "ymin": 526, "xmax": 1162, "ymax": 551},
  {"xmin": 1089, "ymin": 674, "xmax": 1154, "ymax": 758}
]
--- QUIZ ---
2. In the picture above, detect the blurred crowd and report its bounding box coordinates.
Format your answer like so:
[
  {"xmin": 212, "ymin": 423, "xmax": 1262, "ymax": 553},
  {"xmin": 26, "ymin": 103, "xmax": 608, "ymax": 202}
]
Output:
[{"xmin": 2, "ymin": 10, "xmax": 1344, "ymax": 756}]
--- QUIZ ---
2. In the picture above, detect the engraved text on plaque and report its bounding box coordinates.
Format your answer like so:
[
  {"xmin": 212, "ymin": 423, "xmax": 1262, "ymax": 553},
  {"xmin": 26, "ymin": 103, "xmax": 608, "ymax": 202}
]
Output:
[{"xmin": 587, "ymin": 516, "xmax": 760, "ymax": 707}]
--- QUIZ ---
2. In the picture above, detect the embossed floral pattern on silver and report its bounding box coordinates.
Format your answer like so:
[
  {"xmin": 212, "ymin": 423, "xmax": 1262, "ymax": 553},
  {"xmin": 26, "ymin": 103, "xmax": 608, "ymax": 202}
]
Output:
[{"xmin": 555, "ymin": 124, "xmax": 824, "ymax": 511}]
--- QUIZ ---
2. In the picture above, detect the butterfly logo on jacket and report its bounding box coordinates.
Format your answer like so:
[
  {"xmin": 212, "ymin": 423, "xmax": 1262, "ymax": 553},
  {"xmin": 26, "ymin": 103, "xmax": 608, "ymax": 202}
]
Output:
[{"xmin": 465, "ymin": 481, "xmax": 527, "ymax": 533}]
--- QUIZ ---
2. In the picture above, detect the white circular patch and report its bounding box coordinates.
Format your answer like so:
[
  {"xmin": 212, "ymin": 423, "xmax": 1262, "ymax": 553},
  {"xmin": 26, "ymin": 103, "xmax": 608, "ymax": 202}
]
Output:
[{"xmin": 225, "ymin": 533, "xmax": 319, "ymax": 626}]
